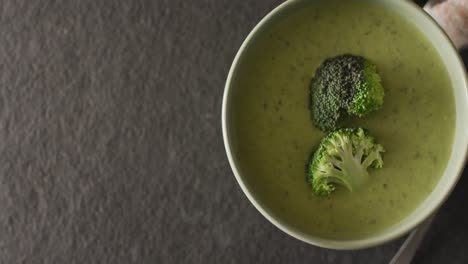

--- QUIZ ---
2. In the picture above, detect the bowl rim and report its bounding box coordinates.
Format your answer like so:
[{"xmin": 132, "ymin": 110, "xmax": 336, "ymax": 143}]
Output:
[{"xmin": 221, "ymin": 0, "xmax": 468, "ymax": 250}]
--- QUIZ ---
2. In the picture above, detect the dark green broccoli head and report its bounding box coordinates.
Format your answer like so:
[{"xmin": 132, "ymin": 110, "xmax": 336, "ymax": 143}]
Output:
[
  {"xmin": 308, "ymin": 128, "xmax": 385, "ymax": 196},
  {"xmin": 310, "ymin": 55, "xmax": 384, "ymax": 131},
  {"xmin": 349, "ymin": 59, "xmax": 385, "ymax": 117}
]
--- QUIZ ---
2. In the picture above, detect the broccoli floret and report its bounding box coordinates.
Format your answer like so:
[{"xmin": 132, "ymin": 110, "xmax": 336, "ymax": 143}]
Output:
[
  {"xmin": 308, "ymin": 128, "xmax": 384, "ymax": 196},
  {"xmin": 310, "ymin": 55, "xmax": 384, "ymax": 131}
]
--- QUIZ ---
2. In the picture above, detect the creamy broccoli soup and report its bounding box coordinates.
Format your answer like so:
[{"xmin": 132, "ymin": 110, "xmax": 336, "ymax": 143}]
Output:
[{"xmin": 230, "ymin": 0, "xmax": 455, "ymax": 239}]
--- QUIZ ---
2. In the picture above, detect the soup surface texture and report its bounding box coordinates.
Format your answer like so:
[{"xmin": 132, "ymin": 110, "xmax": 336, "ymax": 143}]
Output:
[{"xmin": 230, "ymin": 0, "xmax": 455, "ymax": 239}]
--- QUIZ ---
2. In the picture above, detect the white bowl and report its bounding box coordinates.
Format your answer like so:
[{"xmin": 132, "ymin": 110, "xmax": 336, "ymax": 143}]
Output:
[{"xmin": 222, "ymin": 0, "xmax": 468, "ymax": 250}]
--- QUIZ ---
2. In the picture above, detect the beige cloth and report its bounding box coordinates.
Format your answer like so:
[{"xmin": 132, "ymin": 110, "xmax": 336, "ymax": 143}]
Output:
[{"xmin": 424, "ymin": 0, "xmax": 468, "ymax": 49}]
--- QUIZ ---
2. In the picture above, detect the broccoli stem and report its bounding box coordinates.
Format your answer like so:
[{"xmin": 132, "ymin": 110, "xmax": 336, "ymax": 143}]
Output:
[
  {"xmin": 337, "ymin": 140, "xmax": 370, "ymax": 191},
  {"xmin": 308, "ymin": 128, "xmax": 384, "ymax": 195}
]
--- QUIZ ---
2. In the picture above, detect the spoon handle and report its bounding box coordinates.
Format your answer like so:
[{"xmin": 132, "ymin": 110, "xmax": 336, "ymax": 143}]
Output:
[{"xmin": 389, "ymin": 214, "xmax": 436, "ymax": 264}]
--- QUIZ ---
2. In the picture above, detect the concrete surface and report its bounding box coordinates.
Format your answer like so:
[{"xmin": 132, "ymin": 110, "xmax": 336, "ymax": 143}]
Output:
[{"xmin": 0, "ymin": 0, "xmax": 466, "ymax": 263}]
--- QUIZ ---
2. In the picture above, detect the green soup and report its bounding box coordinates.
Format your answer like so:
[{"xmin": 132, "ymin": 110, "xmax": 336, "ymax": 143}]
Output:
[{"xmin": 230, "ymin": 0, "xmax": 455, "ymax": 239}]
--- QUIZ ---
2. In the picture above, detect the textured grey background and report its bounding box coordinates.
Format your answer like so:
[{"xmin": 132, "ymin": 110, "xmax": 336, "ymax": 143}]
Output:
[{"xmin": 0, "ymin": 0, "xmax": 466, "ymax": 263}]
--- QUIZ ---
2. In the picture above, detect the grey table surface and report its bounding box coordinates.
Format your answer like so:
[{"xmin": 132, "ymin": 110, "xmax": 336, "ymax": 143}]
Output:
[{"xmin": 0, "ymin": 0, "xmax": 467, "ymax": 263}]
